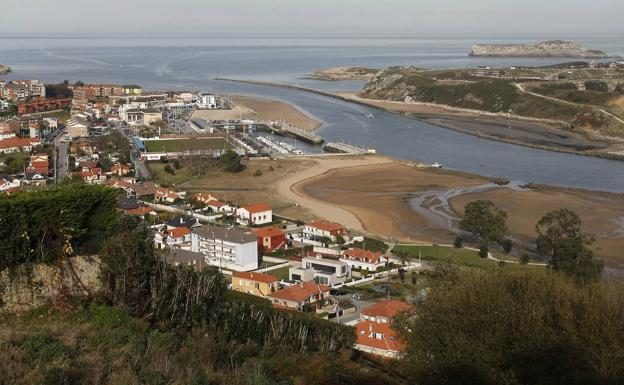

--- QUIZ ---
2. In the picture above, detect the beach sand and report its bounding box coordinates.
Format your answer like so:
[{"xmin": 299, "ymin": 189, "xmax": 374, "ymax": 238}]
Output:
[{"xmin": 192, "ymin": 95, "xmax": 322, "ymax": 131}]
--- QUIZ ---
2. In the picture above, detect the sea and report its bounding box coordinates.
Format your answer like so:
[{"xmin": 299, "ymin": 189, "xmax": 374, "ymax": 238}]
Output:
[{"xmin": 1, "ymin": 37, "xmax": 623, "ymax": 192}]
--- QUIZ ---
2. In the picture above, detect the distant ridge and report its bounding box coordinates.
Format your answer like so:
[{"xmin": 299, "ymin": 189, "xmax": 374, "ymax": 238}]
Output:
[{"xmin": 469, "ymin": 40, "xmax": 608, "ymax": 58}]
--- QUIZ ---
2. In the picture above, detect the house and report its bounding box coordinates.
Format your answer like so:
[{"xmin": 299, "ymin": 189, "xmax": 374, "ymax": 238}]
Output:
[
  {"xmin": 354, "ymin": 300, "xmax": 413, "ymax": 358},
  {"xmin": 66, "ymin": 117, "xmax": 89, "ymax": 138},
  {"xmin": 25, "ymin": 153, "xmax": 50, "ymax": 176},
  {"xmin": 236, "ymin": 203, "xmax": 272, "ymax": 226},
  {"xmin": 340, "ymin": 248, "xmax": 389, "ymax": 271},
  {"xmin": 191, "ymin": 225, "xmax": 259, "ymax": 271},
  {"xmin": 231, "ymin": 271, "xmax": 279, "ymax": 297},
  {"xmin": 154, "ymin": 226, "xmax": 192, "ymax": 250},
  {"xmin": 361, "ymin": 300, "xmax": 413, "ymax": 324},
  {"xmin": 165, "ymin": 248, "xmax": 207, "ymax": 272},
  {"xmin": 109, "ymin": 180, "xmax": 157, "ymax": 198},
  {"xmin": 118, "ymin": 196, "xmax": 140, "ymax": 211},
  {"xmin": 303, "ymin": 221, "xmax": 345, "ymax": 242},
  {"xmin": 123, "ymin": 85, "xmax": 142, "ymax": 95},
  {"xmin": 289, "ymin": 255, "xmax": 351, "ymax": 285},
  {"xmin": 110, "ymin": 163, "xmax": 131, "ymax": 176},
  {"xmin": 195, "ymin": 93, "xmax": 217, "ymax": 109},
  {"xmin": 0, "ymin": 137, "xmax": 40, "ymax": 154},
  {"xmin": 253, "ymin": 226, "xmax": 286, "ymax": 253},
  {"xmin": 0, "ymin": 177, "xmax": 20, "ymax": 192},
  {"xmin": 207, "ymin": 200, "xmax": 229, "ymax": 212},
  {"xmin": 155, "ymin": 187, "xmax": 185, "ymax": 203},
  {"xmin": 166, "ymin": 216, "xmax": 200, "ymax": 230},
  {"xmin": 266, "ymin": 281, "xmax": 331, "ymax": 310}
]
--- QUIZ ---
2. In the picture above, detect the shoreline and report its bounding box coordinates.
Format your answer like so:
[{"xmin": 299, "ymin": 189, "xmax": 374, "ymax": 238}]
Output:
[
  {"xmin": 215, "ymin": 78, "xmax": 624, "ymax": 161},
  {"xmin": 277, "ymin": 155, "xmax": 624, "ymax": 267}
]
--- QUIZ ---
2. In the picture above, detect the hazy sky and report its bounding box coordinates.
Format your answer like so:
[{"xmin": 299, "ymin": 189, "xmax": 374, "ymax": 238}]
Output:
[{"xmin": 1, "ymin": 0, "xmax": 622, "ymax": 38}]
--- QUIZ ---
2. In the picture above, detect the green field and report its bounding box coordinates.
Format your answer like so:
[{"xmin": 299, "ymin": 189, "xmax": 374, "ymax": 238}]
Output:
[
  {"xmin": 268, "ymin": 266, "xmax": 291, "ymax": 280},
  {"xmin": 143, "ymin": 138, "xmax": 232, "ymax": 153}
]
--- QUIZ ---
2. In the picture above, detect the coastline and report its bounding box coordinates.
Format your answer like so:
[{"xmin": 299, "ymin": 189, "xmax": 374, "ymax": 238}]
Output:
[{"xmin": 215, "ymin": 78, "xmax": 624, "ymax": 161}]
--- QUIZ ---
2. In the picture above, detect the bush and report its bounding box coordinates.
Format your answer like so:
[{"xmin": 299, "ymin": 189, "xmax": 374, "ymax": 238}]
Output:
[
  {"xmin": 453, "ymin": 237, "xmax": 463, "ymax": 248},
  {"xmin": 164, "ymin": 164, "xmax": 175, "ymax": 174},
  {"xmin": 219, "ymin": 150, "xmax": 244, "ymax": 173},
  {"xmin": 173, "ymin": 159, "xmax": 182, "ymax": 169},
  {"xmin": 478, "ymin": 245, "xmax": 489, "ymax": 258},
  {"xmin": 253, "ymin": 168, "xmax": 262, "ymax": 177},
  {"xmin": 520, "ymin": 253, "xmax": 530, "ymax": 264},
  {"xmin": 584, "ymin": 81, "xmax": 609, "ymax": 92},
  {"xmin": 501, "ymin": 238, "xmax": 513, "ymax": 254}
]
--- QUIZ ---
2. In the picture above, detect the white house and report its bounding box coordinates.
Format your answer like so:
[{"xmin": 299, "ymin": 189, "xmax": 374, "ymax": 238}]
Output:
[
  {"xmin": 0, "ymin": 177, "xmax": 20, "ymax": 191},
  {"xmin": 236, "ymin": 203, "xmax": 272, "ymax": 226},
  {"xmin": 340, "ymin": 248, "xmax": 389, "ymax": 271},
  {"xmin": 195, "ymin": 93, "xmax": 217, "ymax": 109},
  {"xmin": 302, "ymin": 221, "xmax": 345, "ymax": 242},
  {"xmin": 191, "ymin": 225, "xmax": 259, "ymax": 271},
  {"xmin": 289, "ymin": 255, "xmax": 351, "ymax": 285},
  {"xmin": 154, "ymin": 227, "xmax": 192, "ymax": 250},
  {"xmin": 0, "ymin": 99, "xmax": 9, "ymax": 110}
]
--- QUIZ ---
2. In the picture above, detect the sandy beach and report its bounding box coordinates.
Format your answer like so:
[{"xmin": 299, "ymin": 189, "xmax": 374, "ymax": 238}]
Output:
[{"xmin": 192, "ymin": 95, "xmax": 322, "ymax": 131}]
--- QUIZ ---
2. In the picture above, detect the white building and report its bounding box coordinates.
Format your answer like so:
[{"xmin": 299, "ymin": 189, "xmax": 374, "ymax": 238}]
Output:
[
  {"xmin": 236, "ymin": 204, "xmax": 272, "ymax": 226},
  {"xmin": 340, "ymin": 248, "xmax": 389, "ymax": 271},
  {"xmin": 289, "ymin": 255, "xmax": 351, "ymax": 285},
  {"xmin": 154, "ymin": 227, "xmax": 192, "ymax": 250},
  {"xmin": 191, "ymin": 225, "xmax": 259, "ymax": 271},
  {"xmin": 195, "ymin": 93, "xmax": 217, "ymax": 109},
  {"xmin": 0, "ymin": 99, "xmax": 9, "ymax": 110}
]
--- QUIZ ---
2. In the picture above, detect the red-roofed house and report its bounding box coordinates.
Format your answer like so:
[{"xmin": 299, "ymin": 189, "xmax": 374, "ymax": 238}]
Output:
[
  {"xmin": 362, "ymin": 300, "xmax": 413, "ymax": 324},
  {"xmin": 154, "ymin": 226, "xmax": 192, "ymax": 249},
  {"xmin": 0, "ymin": 137, "xmax": 40, "ymax": 154},
  {"xmin": 354, "ymin": 300, "xmax": 413, "ymax": 358},
  {"xmin": 252, "ymin": 226, "xmax": 286, "ymax": 253},
  {"xmin": 340, "ymin": 248, "xmax": 389, "ymax": 271},
  {"xmin": 266, "ymin": 281, "xmax": 331, "ymax": 310},
  {"xmin": 231, "ymin": 271, "xmax": 279, "ymax": 297},
  {"xmin": 236, "ymin": 203, "xmax": 272, "ymax": 225},
  {"xmin": 303, "ymin": 221, "xmax": 345, "ymax": 242},
  {"xmin": 155, "ymin": 187, "xmax": 185, "ymax": 203},
  {"xmin": 110, "ymin": 163, "xmax": 131, "ymax": 176},
  {"xmin": 124, "ymin": 206, "xmax": 157, "ymax": 216},
  {"xmin": 207, "ymin": 200, "xmax": 229, "ymax": 212}
]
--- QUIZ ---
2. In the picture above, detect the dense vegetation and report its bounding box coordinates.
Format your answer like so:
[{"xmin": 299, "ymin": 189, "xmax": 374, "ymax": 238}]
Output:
[
  {"xmin": 395, "ymin": 268, "xmax": 624, "ymax": 385},
  {"xmin": 0, "ymin": 184, "xmax": 119, "ymax": 270}
]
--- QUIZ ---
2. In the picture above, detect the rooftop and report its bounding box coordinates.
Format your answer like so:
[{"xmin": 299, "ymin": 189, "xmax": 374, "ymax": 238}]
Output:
[
  {"xmin": 253, "ymin": 226, "xmax": 285, "ymax": 238},
  {"xmin": 308, "ymin": 220, "xmax": 344, "ymax": 232},
  {"xmin": 355, "ymin": 320, "xmax": 405, "ymax": 353},
  {"xmin": 233, "ymin": 271, "xmax": 278, "ymax": 284},
  {"xmin": 241, "ymin": 203, "xmax": 272, "ymax": 214},
  {"xmin": 267, "ymin": 282, "xmax": 330, "ymax": 303},
  {"xmin": 362, "ymin": 300, "xmax": 412, "ymax": 319},
  {"xmin": 192, "ymin": 225, "xmax": 258, "ymax": 244},
  {"xmin": 165, "ymin": 248, "xmax": 204, "ymax": 265}
]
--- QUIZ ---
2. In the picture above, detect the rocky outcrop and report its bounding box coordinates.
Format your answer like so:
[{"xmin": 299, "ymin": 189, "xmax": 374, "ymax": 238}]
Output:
[
  {"xmin": 0, "ymin": 64, "xmax": 11, "ymax": 74},
  {"xmin": 469, "ymin": 40, "xmax": 608, "ymax": 58},
  {"xmin": 309, "ymin": 66, "xmax": 379, "ymax": 81}
]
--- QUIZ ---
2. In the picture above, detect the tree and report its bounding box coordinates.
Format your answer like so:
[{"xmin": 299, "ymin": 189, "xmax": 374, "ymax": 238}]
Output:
[
  {"xmin": 536, "ymin": 208, "xmax": 602, "ymax": 282},
  {"xmin": 460, "ymin": 200, "xmax": 508, "ymax": 246},
  {"xmin": 219, "ymin": 150, "xmax": 244, "ymax": 173},
  {"xmin": 478, "ymin": 245, "xmax": 489, "ymax": 258},
  {"xmin": 394, "ymin": 269, "xmax": 624, "ymax": 385},
  {"xmin": 520, "ymin": 253, "xmax": 530, "ymax": 265},
  {"xmin": 501, "ymin": 238, "xmax": 512, "ymax": 254},
  {"xmin": 173, "ymin": 159, "xmax": 182, "ymax": 169},
  {"xmin": 164, "ymin": 164, "xmax": 175, "ymax": 174},
  {"xmin": 453, "ymin": 236, "xmax": 463, "ymax": 248}
]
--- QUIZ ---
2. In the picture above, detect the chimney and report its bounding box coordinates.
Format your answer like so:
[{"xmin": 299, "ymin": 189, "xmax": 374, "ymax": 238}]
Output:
[
  {"xmin": 299, "ymin": 281, "xmax": 304, "ymax": 288},
  {"xmin": 368, "ymin": 324, "xmax": 373, "ymax": 332}
]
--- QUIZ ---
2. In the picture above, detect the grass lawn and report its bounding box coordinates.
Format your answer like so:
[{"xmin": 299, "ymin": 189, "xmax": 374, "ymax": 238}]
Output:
[
  {"xmin": 343, "ymin": 272, "xmax": 431, "ymax": 301},
  {"xmin": 393, "ymin": 244, "xmax": 499, "ymax": 268},
  {"xmin": 143, "ymin": 138, "xmax": 232, "ymax": 153},
  {"xmin": 268, "ymin": 266, "xmax": 291, "ymax": 280}
]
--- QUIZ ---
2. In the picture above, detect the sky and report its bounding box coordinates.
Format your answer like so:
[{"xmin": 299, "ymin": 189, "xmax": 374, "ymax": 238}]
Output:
[{"xmin": 1, "ymin": 0, "xmax": 623, "ymax": 38}]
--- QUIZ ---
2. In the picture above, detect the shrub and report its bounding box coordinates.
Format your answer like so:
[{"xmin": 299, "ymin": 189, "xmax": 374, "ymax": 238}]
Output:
[
  {"xmin": 253, "ymin": 168, "xmax": 262, "ymax": 177},
  {"xmin": 453, "ymin": 237, "xmax": 463, "ymax": 248},
  {"xmin": 22, "ymin": 333, "xmax": 70, "ymax": 364},
  {"xmin": 501, "ymin": 238, "xmax": 513, "ymax": 254},
  {"xmin": 164, "ymin": 165, "xmax": 175, "ymax": 174},
  {"xmin": 173, "ymin": 159, "xmax": 182, "ymax": 169},
  {"xmin": 520, "ymin": 253, "xmax": 530, "ymax": 264},
  {"xmin": 478, "ymin": 245, "xmax": 489, "ymax": 258},
  {"xmin": 584, "ymin": 80, "xmax": 609, "ymax": 92}
]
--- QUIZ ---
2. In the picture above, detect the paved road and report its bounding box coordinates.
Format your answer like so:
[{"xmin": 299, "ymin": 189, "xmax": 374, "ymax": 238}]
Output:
[
  {"xmin": 331, "ymin": 294, "xmax": 375, "ymax": 325},
  {"xmin": 114, "ymin": 122, "xmax": 151, "ymax": 179}
]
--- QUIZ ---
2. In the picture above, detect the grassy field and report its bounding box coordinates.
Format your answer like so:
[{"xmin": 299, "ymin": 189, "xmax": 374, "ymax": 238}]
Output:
[
  {"xmin": 146, "ymin": 161, "xmax": 191, "ymax": 186},
  {"xmin": 0, "ymin": 152, "xmax": 29, "ymax": 174},
  {"xmin": 268, "ymin": 266, "xmax": 291, "ymax": 280},
  {"xmin": 393, "ymin": 244, "xmax": 498, "ymax": 268},
  {"xmin": 143, "ymin": 138, "xmax": 232, "ymax": 153}
]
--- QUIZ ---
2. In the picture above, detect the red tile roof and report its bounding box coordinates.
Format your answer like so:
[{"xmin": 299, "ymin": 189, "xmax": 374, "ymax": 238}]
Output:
[
  {"xmin": 233, "ymin": 271, "xmax": 278, "ymax": 284},
  {"xmin": 309, "ymin": 220, "xmax": 344, "ymax": 232},
  {"xmin": 268, "ymin": 282, "xmax": 330, "ymax": 303},
  {"xmin": 0, "ymin": 137, "xmax": 40, "ymax": 150},
  {"xmin": 125, "ymin": 206, "xmax": 154, "ymax": 216},
  {"xmin": 342, "ymin": 248, "xmax": 385, "ymax": 264},
  {"xmin": 241, "ymin": 203, "xmax": 272, "ymax": 214},
  {"xmin": 355, "ymin": 320, "xmax": 405, "ymax": 353},
  {"xmin": 362, "ymin": 300, "xmax": 412, "ymax": 319},
  {"xmin": 166, "ymin": 227, "xmax": 191, "ymax": 239},
  {"xmin": 253, "ymin": 226, "xmax": 285, "ymax": 238}
]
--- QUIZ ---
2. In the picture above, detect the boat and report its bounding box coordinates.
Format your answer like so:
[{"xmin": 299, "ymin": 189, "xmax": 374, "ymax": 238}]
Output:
[
  {"xmin": 430, "ymin": 163, "xmax": 443, "ymax": 168},
  {"xmin": 366, "ymin": 113, "xmax": 375, "ymax": 118}
]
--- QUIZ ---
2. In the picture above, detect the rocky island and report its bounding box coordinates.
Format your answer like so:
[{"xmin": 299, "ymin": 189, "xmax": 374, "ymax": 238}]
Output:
[
  {"xmin": 469, "ymin": 40, "xmax": 608, "ymax": 58},
  {"xmin": 308, "ymin": 66, "xmax": 378, "ymax": 81},
  {"xmin": 0, "ymin": 64, "xmax": 11, "ymax": 74}
]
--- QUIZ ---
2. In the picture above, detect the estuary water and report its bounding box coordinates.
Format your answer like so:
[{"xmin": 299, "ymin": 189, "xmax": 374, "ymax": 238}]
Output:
[{"xmin": 1, "ymin": 37, "xmax": 623, "ymax": 192}]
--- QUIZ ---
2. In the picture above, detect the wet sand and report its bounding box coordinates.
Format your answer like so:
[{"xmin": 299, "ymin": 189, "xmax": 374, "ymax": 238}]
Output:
[
  {"xmin": 192, "ymin": 95, "xmax": 322, "ymax": 131},
  {"xmin": 294, "ymin": 161, "xmax": 624, "ymax": 263}
]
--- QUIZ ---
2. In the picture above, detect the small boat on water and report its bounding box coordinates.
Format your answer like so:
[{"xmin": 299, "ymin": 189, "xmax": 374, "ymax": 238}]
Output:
[
  {"xmin": 430, "ymin": 163, "xmax": 443, "ymax": 168},
  {"xmin": 367, "ymin": 113, "xmax": 375, "ymax": 118}
]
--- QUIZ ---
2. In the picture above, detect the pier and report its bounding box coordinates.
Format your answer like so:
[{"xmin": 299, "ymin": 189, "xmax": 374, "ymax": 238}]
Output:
[
  {"xmin": 323, "ymin": 142, "xmax": 376, "ymax": 155},
  {"xmin": 282, "ymin": 125, "xmax": 324, "ymax": 144}
]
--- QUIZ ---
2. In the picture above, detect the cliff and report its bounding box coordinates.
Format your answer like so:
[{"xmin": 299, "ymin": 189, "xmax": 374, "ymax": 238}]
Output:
[{"xmin": 469, "ymin": 40, "xmax": 608, "ymax": 58}]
